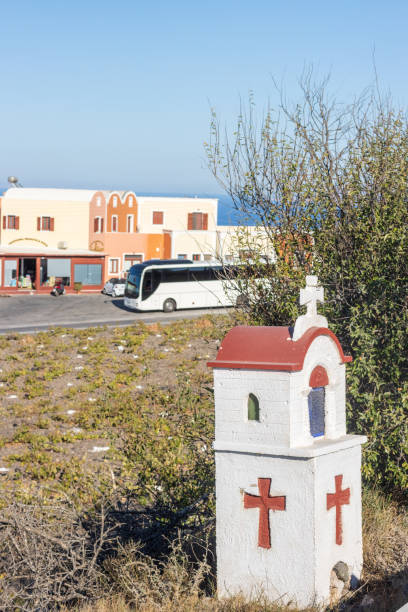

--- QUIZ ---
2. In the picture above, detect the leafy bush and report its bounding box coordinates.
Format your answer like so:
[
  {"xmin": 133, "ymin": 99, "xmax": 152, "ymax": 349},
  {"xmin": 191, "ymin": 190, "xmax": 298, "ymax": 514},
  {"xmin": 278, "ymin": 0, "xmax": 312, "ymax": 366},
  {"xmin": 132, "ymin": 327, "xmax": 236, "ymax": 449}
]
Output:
[{"xmin": 206, "ymin": 75, "xmax": 408, "ymax": 496}]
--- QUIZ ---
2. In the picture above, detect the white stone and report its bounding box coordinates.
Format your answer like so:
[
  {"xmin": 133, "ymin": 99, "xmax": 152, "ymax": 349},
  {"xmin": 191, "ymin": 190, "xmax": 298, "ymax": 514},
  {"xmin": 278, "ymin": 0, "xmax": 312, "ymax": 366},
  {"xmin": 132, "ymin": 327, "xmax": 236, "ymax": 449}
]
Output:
[
  {"xmin": 76, "ymin": 355, "xmax": 83, "ymax": 359},
  {"xmin": 0, "ymin": 467, "xmax": 10, "ymax": 473},
  {"xmin": 66, "ymin": 383, "xmax": 73, "ymax": 387},
  {"xmin": 88, "ymin": 397, "xmax": 96, "ymax": 402},
  {"xmin": 292, "ymin": 276, "xmax": 328, "ymax": 341},
  {"xmin": 91, "ymin": 446, "xmax": 110, "ymax": 453},
  {"xmin": 67, "ymin": 409, "xmax": 76, "ymax": 415},
  {"xmin": 7, "ymin": 395, "xmax": 17, "ymax": 399},
  {"xmin": 75, "ymin": 366, "xmax": 84, "ymax": 370},
  {"xmin": 117, "ymin": 345, "xmax": 125, "ymax": 352}
]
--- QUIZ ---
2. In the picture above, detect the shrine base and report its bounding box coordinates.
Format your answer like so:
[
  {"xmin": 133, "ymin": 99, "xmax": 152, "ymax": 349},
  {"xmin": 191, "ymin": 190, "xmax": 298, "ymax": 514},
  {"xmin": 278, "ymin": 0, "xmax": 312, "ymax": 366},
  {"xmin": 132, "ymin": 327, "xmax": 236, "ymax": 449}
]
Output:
[{"xmin": 215, "ymin": 439, "xmax": 364, "ymax": 608}]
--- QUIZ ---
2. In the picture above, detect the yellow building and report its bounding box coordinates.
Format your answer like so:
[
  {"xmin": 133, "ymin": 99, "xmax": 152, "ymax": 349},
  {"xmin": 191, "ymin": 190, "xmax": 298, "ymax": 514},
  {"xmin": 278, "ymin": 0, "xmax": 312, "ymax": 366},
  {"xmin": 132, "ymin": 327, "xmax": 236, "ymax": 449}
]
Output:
[{"xmin": 0, "ymin": 187, "xmax": 272, "ymax": 293}]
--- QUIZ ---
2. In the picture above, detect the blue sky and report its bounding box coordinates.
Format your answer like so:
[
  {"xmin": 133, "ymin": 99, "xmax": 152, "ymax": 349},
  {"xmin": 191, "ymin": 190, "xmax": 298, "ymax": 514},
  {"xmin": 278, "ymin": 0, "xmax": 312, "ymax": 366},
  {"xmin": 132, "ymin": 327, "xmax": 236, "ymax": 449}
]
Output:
[{"xmin": 0, "ymin": 0, "xmax": 407, "ymax": 194}]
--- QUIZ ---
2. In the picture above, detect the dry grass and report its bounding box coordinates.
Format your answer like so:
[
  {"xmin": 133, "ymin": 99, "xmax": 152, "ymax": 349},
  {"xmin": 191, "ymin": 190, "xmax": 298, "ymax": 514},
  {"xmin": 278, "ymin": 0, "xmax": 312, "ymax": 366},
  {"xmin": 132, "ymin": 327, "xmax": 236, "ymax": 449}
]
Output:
[{"xmin": 362, "ymin": 487, "xmax": 408, "ymax": 581}]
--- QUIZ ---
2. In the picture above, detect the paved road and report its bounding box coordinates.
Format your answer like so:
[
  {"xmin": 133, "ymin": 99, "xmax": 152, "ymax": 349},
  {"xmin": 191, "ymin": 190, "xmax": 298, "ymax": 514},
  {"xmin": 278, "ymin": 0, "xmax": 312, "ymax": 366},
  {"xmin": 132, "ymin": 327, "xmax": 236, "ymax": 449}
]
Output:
[{"xmin": 0, "ymin": 294, "xmax": 228, "ymax": 333}]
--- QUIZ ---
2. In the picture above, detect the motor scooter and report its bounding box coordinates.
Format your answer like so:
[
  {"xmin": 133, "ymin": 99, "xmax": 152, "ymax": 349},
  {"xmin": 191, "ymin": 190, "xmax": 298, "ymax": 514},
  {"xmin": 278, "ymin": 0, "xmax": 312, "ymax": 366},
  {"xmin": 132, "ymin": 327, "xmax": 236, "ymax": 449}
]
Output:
[{"xmin": 50, "ymin": 281, "xmax": 65, "ymax": 296}]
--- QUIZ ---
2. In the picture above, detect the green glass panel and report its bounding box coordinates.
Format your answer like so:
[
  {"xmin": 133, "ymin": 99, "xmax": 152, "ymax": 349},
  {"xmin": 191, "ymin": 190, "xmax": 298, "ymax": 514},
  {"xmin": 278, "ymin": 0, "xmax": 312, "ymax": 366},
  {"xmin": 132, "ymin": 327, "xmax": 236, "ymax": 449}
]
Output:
[{"xmin": 248, "ymin": 393, "xmax": 259, "ymax": 421}]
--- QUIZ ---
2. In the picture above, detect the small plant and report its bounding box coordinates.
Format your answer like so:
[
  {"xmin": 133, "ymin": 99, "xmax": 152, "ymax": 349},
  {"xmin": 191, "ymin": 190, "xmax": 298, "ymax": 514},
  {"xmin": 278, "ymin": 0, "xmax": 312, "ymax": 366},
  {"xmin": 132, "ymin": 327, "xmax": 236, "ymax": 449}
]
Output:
[{"xmin": 74, "ymin": 281, "xmax": 82, "ymax": 293}]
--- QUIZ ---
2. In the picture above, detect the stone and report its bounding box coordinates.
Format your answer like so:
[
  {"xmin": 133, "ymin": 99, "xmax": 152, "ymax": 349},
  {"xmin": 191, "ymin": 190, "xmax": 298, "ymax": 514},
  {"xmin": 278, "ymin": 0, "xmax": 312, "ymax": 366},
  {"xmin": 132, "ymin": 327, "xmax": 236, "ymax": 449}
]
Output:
[
  {"xmin": 292, "ymin": 275, "xmax": 328, "ymax": 340},
  {"xmin": 329, "ymin": 570, "xmax": 344, "ymax": 605},
  {"xmin": 333, "ymin": 561, "xmax": 350, "ymax": 583}
]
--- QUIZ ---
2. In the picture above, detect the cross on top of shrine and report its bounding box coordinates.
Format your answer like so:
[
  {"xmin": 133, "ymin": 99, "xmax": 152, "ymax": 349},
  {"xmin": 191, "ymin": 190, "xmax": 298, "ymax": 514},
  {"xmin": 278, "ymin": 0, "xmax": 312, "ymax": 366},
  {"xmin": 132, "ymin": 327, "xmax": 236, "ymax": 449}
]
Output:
[
  {"xmin": 300, "ymin": 275, "xmax": 324, "ymax": 318},
  {"xmin": 327, "ymin": 474, "xmax": 350, "ymax": 546},
  {"xmin": 243, "ymin": 478, "xmax": 286, "ymax": 549}
]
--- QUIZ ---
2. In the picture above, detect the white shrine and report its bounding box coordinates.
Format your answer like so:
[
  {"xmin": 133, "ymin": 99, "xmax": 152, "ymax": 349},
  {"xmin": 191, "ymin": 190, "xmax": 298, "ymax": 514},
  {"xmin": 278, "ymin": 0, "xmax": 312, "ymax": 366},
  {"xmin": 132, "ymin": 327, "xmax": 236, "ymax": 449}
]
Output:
[{"xmin": 208, "ymin": 276, "xmax": 367, "ymax": 607}]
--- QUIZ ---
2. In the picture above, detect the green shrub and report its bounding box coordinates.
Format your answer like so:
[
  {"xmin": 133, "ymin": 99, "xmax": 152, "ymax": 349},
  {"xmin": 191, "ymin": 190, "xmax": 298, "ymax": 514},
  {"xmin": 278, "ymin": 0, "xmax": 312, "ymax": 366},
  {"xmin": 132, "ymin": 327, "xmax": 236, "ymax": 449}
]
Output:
[{"xmin": 207, "ymin": 76, "xmax": 408, "ymax": 497}]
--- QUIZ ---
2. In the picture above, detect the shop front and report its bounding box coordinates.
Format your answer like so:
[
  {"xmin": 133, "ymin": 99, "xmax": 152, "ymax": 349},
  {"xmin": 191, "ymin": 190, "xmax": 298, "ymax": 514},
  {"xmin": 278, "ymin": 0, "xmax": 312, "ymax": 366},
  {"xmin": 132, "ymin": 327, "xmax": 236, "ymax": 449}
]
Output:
[{"xmin": 0, "ymin": 248, "xmax": 105, "ymax": 293}]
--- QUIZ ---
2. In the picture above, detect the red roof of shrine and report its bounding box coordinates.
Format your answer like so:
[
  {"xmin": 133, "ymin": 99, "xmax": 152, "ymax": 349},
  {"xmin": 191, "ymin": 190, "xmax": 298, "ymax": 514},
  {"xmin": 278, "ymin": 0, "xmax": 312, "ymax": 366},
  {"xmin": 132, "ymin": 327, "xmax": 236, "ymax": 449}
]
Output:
[{"xmin": 207, "ymin": 326, "xmax": 352, "ymax": 371}]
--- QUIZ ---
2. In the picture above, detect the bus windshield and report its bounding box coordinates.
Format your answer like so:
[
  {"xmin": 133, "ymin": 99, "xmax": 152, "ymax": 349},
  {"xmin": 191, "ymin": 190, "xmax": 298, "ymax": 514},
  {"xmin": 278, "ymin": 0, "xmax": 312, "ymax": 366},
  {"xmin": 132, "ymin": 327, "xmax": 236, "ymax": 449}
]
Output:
[{"xmin": 125, "ymin": 264, "xmax": 144, "ymax": 298}]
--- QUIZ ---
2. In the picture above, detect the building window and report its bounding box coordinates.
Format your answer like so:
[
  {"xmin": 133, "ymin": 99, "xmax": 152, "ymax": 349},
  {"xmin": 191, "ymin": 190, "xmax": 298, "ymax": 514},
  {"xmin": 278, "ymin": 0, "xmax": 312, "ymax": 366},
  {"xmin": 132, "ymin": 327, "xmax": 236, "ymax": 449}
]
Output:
[
  {"xmin": 203, "ymin": 253, "xmax": 212, "ymax": 261},
  {"xmin": 127, "ymin": 214, "xmax": 134, "ymax": 233},
  {"xmin": 248, "ymin": 393, "xmax": 260, "ymax": 421},
  {"xmin": 4, "ymin": 260, "xmax": 17, "ymax": 286},
  {"xmin": 94, "ymin": 217, "xmax": 104, "ymax": 233},
  {"xmin": 153, "ymin": 211, "xmax": 164, "ymax": 225},
  {"xmin": 74, "ymin": 264, "xmax": 102, "ymax": 286},
  {"xmin": 112, "ymin": 196, "xmax": 118, "ymax": 208},
  {"xmin": 40, "ymin": 258, "xmax": 71, "ymax": 287},
  {"xmin": 96, "ymin": 196, "xmax": 102, "ymax": 207},
  {"xmin": 177, "ymin": 254, "xmax": 187, "ymax": 260},
  {"xmin": 308, "ymin": 387, "xmax": 325, "ymax": 437},
  {"xmin": 128, "ymin": 196, "xmax": 133, "ymax": 208},
  {"xmin": 109, "ymin": 259, "xmax": 119, "ymax": 274},
  {"xmin": 187, "ymin": 212, "xmax": 208, "ymax": 230},
  {"xmin": 3, "ymin": 215, "xmax": 19, "ymax": 230},
  {"xmin": 37, "ymin": 216, "xmax": 54, "ymax": 231},
  {"xmin": 124, "ymin": 254, "xmax": 143, "ymax": 270},
  {"xmin": 192, "ymin": 253, "xmax": 201, "ymax": 261},
  {"xmin": 111, "ymin": 215, "xmax": 118, "ymax": 232}
]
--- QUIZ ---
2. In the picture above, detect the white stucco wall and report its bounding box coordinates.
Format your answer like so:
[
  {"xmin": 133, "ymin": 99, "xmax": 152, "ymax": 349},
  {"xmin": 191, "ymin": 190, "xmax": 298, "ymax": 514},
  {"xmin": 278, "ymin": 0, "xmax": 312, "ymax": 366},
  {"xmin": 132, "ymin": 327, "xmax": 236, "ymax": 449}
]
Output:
[
  {"xmin": 137, "ymin": 196, "xmax": 218, "ymax": 234},
  {"xmin": 214, "ymin": 368, "xmax": 291, "ymax": 448},
  {"xmin": 215, "ymin": 442, "xmax": 364, "ymax": 607}
]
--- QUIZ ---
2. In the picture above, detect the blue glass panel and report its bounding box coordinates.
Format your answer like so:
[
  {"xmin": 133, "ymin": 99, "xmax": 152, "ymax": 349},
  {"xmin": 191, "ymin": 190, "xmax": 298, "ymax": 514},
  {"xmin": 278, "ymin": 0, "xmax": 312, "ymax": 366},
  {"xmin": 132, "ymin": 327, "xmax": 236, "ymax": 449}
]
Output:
[
  {"xmin": 74, "ymin": 264, "xmax": 102, "ymax": 286},
  {"xmin": 308, "ymin": 387, "xmax": 325, "ymax": 437}
]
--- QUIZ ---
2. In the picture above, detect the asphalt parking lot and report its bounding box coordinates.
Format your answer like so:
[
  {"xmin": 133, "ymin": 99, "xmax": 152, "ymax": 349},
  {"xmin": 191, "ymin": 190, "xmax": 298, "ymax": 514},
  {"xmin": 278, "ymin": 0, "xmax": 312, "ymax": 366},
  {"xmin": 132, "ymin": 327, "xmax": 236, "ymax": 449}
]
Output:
[{"xmin": 0, "ymin": 294, "xmax": 227, "ymax": 333}]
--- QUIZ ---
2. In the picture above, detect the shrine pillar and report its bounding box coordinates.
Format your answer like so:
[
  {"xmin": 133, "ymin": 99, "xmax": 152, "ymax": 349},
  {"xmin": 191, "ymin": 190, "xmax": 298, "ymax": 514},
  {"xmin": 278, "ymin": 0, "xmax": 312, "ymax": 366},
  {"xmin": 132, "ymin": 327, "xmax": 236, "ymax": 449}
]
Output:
[{"xmin": 208, "ymin": 276, "xmax": 367, "ymax": 608}]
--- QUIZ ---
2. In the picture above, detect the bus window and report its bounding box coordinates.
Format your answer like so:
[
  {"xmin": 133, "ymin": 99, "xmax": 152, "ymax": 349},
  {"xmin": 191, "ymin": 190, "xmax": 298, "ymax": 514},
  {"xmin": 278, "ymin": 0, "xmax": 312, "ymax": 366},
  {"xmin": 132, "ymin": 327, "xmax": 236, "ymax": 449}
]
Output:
[
  {"xmin": 208, "ymin": 266, "xmax": 223, "ymax": 280},
  {"xmin": 126, "ymin": 265, "xmax": 144, "ymax": 298},
  {"xmin": 190, "ymin": 267, "xmax": 210, "ymax": 282},
  {"xmin": 161, "ymin": 267, "xmax": 189, "ymax": 283},
  {"xmin": 141, "ymin": 269, "xmax": 161, "ymax": 300}
]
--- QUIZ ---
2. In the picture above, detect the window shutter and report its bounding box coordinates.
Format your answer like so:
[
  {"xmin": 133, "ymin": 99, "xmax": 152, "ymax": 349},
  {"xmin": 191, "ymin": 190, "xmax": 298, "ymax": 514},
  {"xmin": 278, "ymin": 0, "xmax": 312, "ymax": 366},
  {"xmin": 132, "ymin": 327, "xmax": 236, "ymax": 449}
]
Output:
[
  {"xmin": 15, "ymin": 216, "xmax": 20, "ymax": 230},
  {"xmin": 187, "ymin": 213, "xmax": 193, "ymax": 230},
  {"xmin": 101, "ymin": 218, "xmax": 104, "ymax": 232},
  {"xmin": 2, "ymin": 216, "xmax": 6, "ymax": 230},
  {"xmin": 94, "ymin": 217, "xmax": 98, "ymax": 232},
  {"xmin": 50, "ymin": 217, "xmax": 55, "ymax": 231},
  {"xmin": 37, "ymin": 217, "xmax": 41, "ymax": 231},
  {"xmin": 203, "ymin": 213, "xmax": 208, "ymax": 230}
]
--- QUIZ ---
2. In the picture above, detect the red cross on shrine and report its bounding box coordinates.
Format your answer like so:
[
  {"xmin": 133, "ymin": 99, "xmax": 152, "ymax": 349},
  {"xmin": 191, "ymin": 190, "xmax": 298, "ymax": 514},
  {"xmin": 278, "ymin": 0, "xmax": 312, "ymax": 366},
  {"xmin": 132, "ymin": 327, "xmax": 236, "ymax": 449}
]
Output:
[
  {"xmin": 243, "ymin": 477, "xmax": 286, "ymax": 549},
  {"xmin": 326, "ymin": 474, "xmax": 350, "ymax": 545}
]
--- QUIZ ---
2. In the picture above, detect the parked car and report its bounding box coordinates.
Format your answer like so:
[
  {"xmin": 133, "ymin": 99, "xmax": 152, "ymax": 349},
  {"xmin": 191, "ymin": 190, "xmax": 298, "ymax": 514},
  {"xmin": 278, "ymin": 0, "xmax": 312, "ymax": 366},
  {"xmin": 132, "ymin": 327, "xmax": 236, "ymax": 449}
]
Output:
[
  {"xmin": 102, "ymin": 277, "xmax": 126, "ymax": 296},
  {"xmin": 112, "ymin": 279, "xmax": 126, "ymax": 297}
]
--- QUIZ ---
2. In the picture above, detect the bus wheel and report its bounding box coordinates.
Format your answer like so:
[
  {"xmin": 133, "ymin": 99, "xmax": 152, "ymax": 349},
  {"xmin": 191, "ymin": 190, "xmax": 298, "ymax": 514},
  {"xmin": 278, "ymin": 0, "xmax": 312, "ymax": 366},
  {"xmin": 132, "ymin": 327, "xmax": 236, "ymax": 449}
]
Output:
[{"xmin": 163, "ymin": 298, "xmax": 177, "ymax": 313}]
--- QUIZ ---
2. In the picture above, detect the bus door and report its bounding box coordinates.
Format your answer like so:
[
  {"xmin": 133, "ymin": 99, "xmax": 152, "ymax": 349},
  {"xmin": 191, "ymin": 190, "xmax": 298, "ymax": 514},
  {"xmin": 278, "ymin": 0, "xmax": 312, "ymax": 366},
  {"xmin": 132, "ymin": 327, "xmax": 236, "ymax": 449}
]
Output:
[{"xmin": 141, "ymin": 269, "xmax": 161, "ymax": 305}]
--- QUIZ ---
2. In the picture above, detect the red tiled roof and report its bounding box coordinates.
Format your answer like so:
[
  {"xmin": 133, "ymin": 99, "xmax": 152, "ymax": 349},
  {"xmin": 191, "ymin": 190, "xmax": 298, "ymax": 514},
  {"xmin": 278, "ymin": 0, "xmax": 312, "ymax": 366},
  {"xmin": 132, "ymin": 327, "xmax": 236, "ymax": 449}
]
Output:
[{"xmin": 207, "ymin": 326, "xmax": 352, "ymax": 371}]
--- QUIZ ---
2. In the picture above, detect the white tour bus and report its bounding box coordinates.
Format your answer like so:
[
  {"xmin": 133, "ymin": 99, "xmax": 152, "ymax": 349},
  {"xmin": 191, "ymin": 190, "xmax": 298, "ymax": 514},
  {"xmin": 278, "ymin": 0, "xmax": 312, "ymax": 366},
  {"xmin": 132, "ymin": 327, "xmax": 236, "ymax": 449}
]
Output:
[{"xmin": 124, "ymin": 259, "xmax": 238, "ymax": 312}]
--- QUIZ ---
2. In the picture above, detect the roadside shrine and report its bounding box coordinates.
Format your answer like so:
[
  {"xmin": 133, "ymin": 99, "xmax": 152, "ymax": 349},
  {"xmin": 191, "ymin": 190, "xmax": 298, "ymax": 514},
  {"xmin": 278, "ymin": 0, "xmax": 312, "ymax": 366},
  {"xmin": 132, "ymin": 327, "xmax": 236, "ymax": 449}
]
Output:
[{"xmin": 208, "ymin": 276, "xmax": 367, "ymax": 607}]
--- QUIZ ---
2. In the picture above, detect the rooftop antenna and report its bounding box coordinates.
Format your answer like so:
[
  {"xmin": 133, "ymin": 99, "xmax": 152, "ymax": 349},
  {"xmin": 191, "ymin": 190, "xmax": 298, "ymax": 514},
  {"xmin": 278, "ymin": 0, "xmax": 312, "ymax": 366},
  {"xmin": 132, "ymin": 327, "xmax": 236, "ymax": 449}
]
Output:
[{"xmin": 8, "ymin": 176, "xmax": 23, "ymax": 188}]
